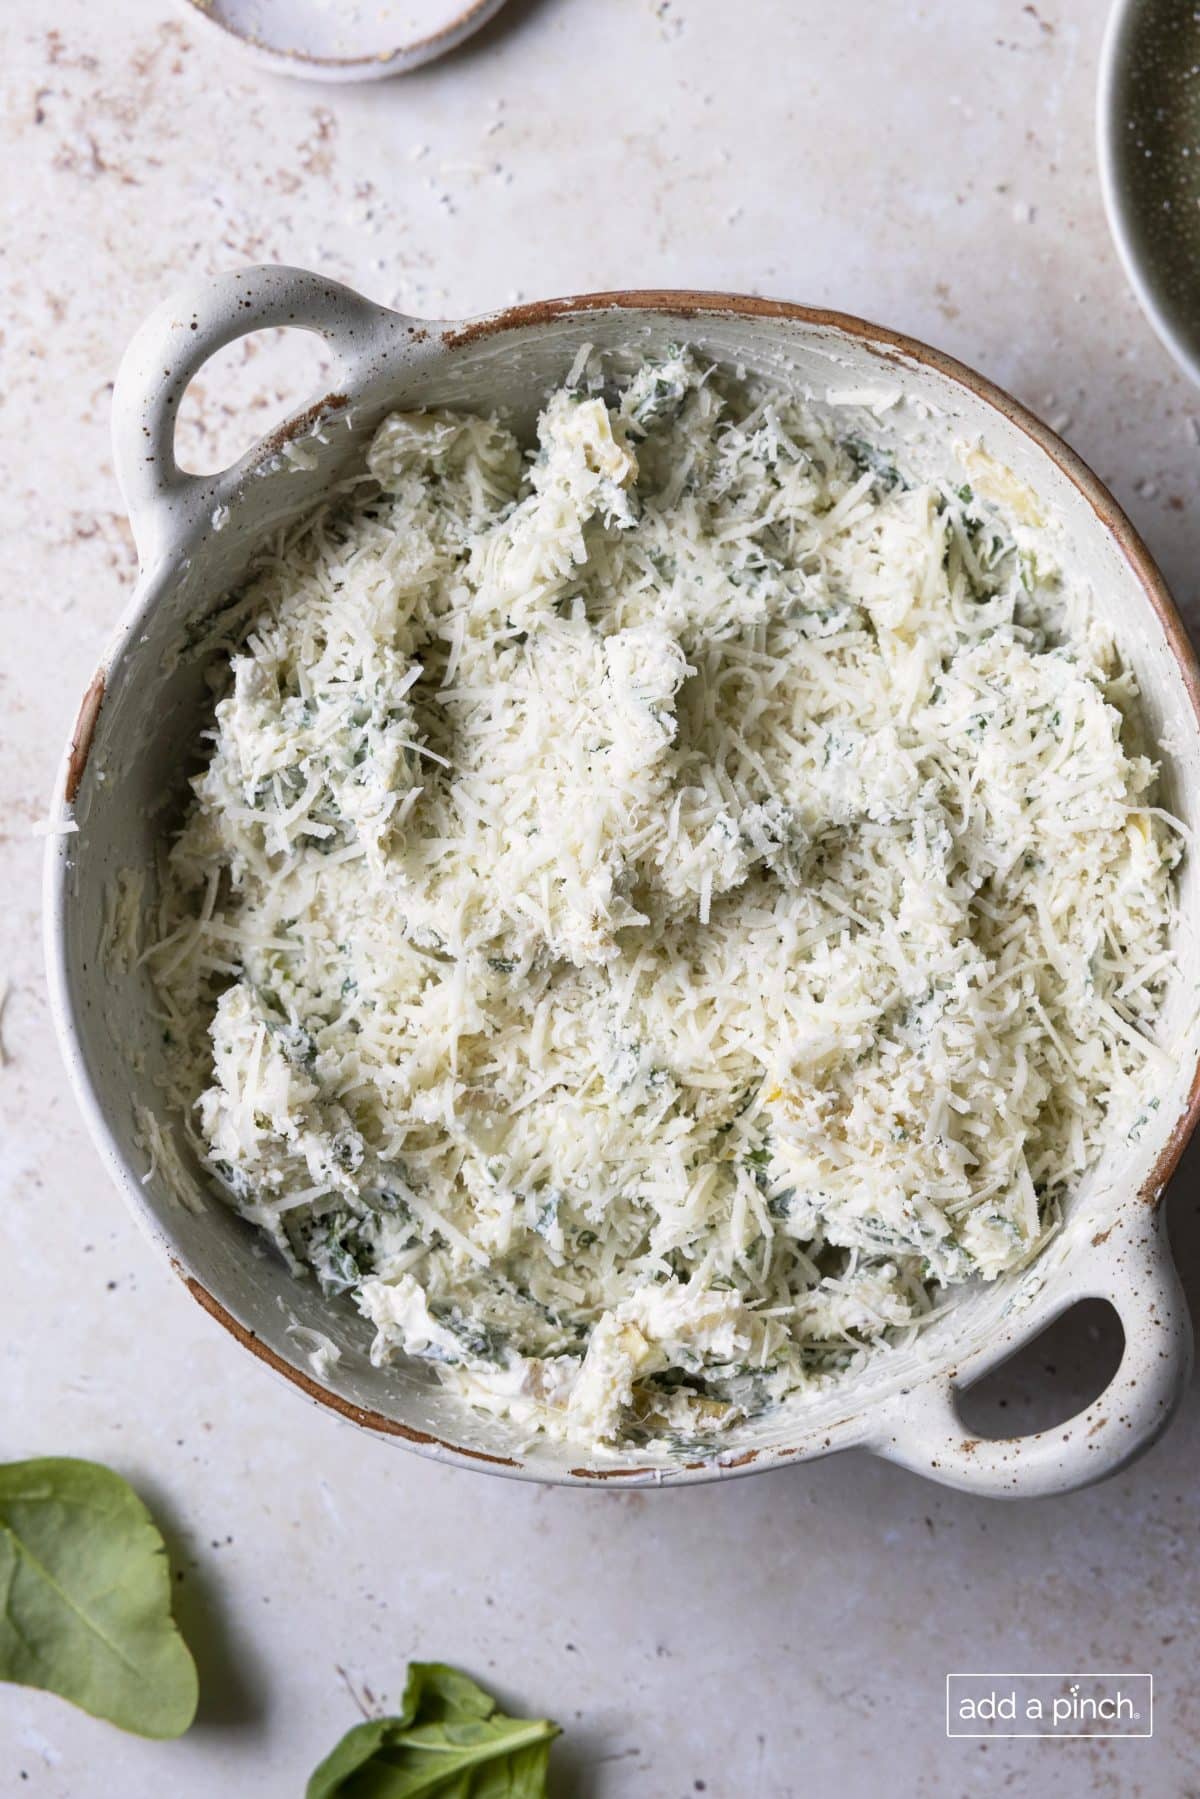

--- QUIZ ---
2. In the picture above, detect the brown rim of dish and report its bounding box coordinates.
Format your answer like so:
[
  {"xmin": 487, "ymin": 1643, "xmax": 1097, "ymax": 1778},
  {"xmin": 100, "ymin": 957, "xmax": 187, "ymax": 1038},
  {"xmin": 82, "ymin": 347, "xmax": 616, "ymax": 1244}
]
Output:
[
  {"xmin": 165, "ymin": 289, "xmax": 1200, "ymax": 1478},
  {"xmin": 181, "ymin": 0, "xmax": 503, "ymax": 71},
  {"xmin": 65, "ymin": 670, "xmax": 105, "ymax": 805}
]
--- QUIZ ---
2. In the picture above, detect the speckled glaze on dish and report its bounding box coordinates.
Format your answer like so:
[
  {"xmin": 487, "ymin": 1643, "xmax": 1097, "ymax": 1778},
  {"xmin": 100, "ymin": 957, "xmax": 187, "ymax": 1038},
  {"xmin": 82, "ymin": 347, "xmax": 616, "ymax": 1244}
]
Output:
[
  {"xmin": 1099, "ymin": 0, "xmax": 1200, "ymax": 385},
  {"xmin": 181, "ymin": 0, "xmax": 510, "ymax": 81},
  {"xmin": 45, "ymin": 267, "xmax": 1200, "ymax": 1495}
]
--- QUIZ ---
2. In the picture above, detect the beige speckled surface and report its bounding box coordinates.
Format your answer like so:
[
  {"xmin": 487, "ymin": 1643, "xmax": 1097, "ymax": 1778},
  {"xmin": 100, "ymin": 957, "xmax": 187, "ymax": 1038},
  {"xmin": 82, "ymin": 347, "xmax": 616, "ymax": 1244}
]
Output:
[{"xmin": 4, "ymin": 0, "xmax": 1200, "ymax": 1792}]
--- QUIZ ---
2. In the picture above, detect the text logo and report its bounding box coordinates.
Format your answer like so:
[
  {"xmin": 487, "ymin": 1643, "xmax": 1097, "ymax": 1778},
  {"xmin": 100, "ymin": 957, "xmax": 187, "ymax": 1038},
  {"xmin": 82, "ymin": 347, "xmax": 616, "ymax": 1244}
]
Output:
[{"xmin": 946, "ymin": 1673, "xmax": 1152, "ymax": 1738}]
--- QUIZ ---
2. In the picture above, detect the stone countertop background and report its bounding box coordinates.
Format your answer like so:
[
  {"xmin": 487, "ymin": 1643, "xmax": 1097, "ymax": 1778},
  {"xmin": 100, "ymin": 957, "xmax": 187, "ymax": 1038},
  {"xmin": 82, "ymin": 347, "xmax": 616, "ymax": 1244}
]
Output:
[{"xmin": 3, "ymin": 1, "xmax": 1200, "ymax": 1793}]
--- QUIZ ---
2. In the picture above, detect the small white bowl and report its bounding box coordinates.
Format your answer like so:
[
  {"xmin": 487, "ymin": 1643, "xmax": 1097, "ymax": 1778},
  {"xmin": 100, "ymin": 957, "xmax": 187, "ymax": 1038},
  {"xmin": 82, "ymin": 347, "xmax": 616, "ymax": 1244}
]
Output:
[
  {"xmin": 181, "ymin": 0, "xmax": 510, "ymax": 82},
  {"xmin": 45, "ymin": 267, "xmax": 1200, "ymax": 1494}
]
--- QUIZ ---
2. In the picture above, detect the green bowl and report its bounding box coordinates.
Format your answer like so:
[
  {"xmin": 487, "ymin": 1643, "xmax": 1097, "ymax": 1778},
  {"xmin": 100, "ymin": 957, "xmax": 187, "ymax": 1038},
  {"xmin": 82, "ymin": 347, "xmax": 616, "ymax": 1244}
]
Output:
[{"xmin": 1099, "ymin": 0, "xmax": 1200, "ymax": 384}]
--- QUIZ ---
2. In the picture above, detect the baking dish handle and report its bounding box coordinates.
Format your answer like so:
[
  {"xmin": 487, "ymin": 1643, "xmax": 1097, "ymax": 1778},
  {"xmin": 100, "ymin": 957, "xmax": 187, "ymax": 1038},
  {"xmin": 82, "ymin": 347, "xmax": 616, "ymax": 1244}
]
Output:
[
  {"xmin": 867, "ymin": 1205, "xmax": 1192, "ymax": 1497},
  {"xmin": 111, "ymin": 265, "xmax": 396, "ymax": 569}
]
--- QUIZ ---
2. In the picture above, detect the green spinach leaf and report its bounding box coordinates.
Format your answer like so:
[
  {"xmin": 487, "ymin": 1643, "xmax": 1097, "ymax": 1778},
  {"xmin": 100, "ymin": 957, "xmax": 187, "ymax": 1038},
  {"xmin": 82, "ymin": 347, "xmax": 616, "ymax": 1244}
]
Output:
[
  {"xmin": 0, "ymin": 1457, "xmax": 198, "ymax": 1738},
  {"xmin": 307, "ymin": 1661, "xmax": 560, "ymax": 1797}
]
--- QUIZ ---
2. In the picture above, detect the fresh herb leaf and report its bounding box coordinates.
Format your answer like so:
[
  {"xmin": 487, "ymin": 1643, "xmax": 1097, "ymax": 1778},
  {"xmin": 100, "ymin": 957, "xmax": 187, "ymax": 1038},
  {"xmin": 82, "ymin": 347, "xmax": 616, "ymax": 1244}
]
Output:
[
  {"xmin": 0, "ymin": 1458, "xmax": 198, "ymax": 1738},
  {"xmin": 307, "ymin": 1661, "xmax": 560, "ymax": 1798}
]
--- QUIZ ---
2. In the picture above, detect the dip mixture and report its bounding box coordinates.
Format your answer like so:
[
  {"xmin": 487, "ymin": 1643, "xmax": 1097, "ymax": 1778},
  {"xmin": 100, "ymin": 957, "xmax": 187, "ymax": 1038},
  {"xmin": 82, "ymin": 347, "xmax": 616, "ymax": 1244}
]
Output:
[{"xmin": 148, "ymin": 351, "xmax": 1178, "ymax": 1452}]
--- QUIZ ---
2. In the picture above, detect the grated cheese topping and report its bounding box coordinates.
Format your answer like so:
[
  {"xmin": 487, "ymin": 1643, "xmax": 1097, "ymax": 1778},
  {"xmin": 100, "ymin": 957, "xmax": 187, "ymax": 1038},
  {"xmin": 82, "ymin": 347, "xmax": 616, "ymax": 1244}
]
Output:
[{"xmin": 149, "ymin": 350, "xmax": 1179, "ymax": 1454}]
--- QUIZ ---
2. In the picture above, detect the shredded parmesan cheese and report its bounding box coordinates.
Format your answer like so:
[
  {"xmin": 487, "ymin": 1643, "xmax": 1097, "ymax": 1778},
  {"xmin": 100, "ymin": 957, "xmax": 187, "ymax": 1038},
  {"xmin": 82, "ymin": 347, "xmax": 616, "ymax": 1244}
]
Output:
[{"xmin": 148, "ymin": 351, "xmax": 1179, "ymax": 1454}]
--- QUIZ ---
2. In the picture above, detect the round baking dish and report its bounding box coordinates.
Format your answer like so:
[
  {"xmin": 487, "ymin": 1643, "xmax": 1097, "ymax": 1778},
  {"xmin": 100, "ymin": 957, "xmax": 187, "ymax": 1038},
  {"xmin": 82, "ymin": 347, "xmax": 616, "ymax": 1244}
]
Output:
[{"xmin": 45, "ymin": 267, "xmax": 1200, "ymax": 1494}]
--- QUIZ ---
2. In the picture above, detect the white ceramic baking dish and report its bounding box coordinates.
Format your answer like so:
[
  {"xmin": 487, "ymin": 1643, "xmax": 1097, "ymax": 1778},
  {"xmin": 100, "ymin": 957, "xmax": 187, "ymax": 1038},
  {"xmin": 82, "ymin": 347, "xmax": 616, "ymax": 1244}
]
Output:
[{"xmin": 45, "ymin": 266, "xmax": 1200, "ymax": 1495}]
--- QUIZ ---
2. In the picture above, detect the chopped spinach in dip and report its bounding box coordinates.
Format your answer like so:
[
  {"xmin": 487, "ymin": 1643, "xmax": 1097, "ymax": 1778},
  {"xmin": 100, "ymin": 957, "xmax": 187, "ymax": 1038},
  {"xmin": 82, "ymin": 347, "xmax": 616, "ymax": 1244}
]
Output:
[{"xmin": 148, "ymin": 350, "xmax": 1178, "ymax": 1453}]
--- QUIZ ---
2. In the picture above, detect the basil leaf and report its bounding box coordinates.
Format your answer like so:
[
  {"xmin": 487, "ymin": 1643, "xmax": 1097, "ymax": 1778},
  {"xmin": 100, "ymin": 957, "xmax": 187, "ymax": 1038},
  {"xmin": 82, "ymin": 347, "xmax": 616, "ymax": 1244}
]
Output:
[
  {"xmin": 307, "ymin": 1661, "xmax": 560, "ymax": 1798},
  {"xmin": 0, "ymin": 1458, "xmax": 198, "ymax": 1738}
]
